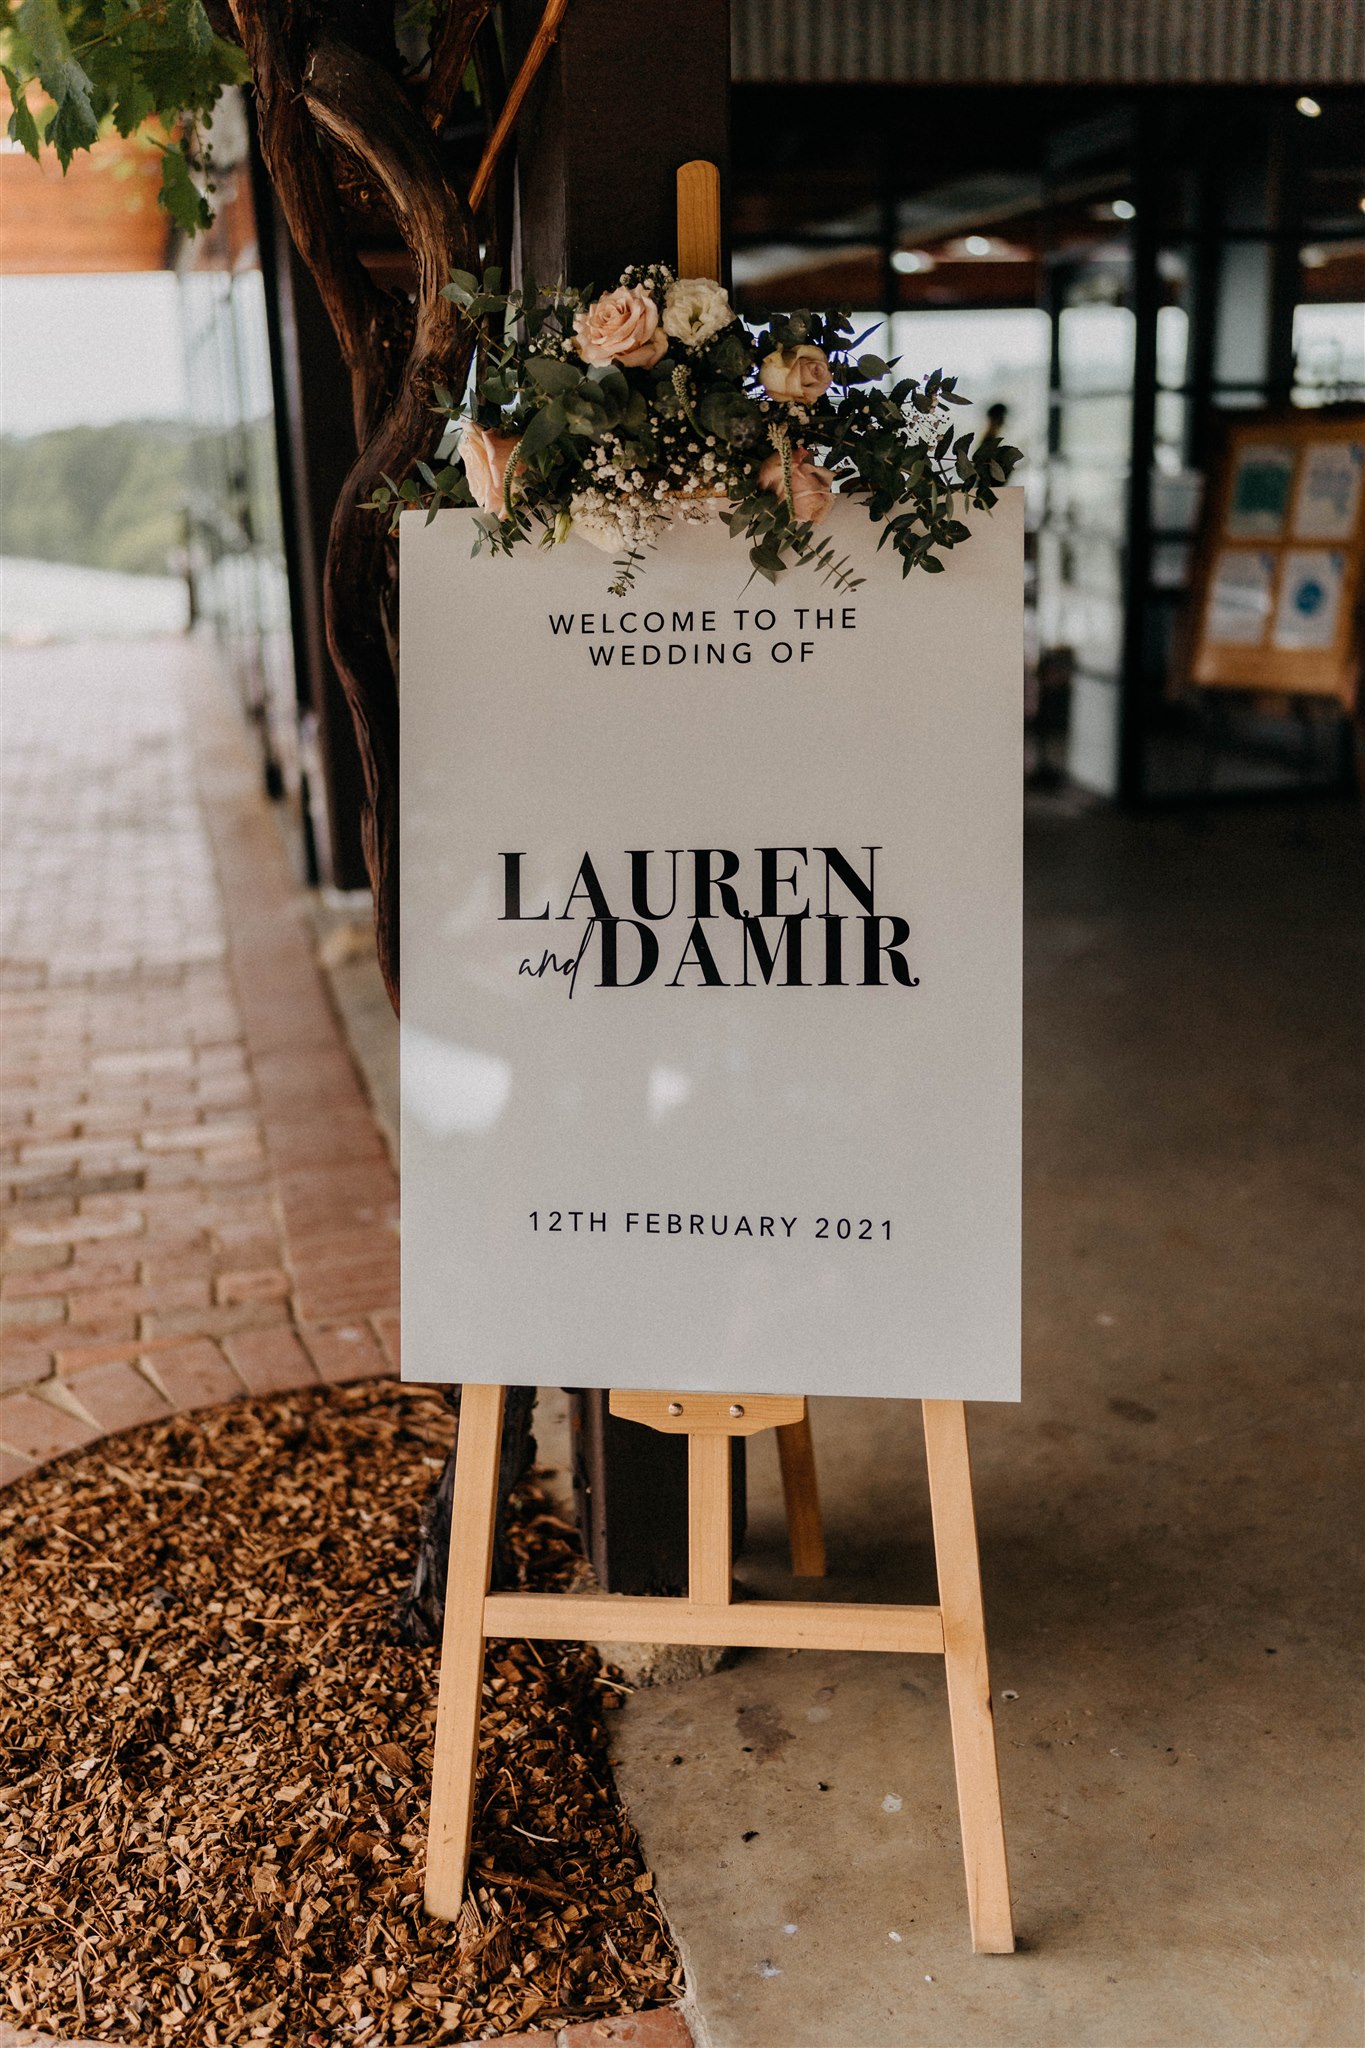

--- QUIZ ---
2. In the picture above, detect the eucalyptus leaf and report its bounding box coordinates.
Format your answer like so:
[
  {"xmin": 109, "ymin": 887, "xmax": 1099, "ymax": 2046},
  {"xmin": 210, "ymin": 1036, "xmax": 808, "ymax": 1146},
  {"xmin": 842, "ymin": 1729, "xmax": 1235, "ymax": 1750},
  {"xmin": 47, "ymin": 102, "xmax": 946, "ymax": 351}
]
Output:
[
  {"xmin": 709, "ymin": 331, "xmax": 751, "ymax": 379},
  {"xmin": 517, "ymin": 400, "xmax": 567, "ymax": 461},
  {"xmin": 698, "ymin": 389, "xmax": 762, "ymax": 446},
  {"xmin": 526, "ymin": 356, "xmax": 583, "ymax": 395},
  {"xmin": 563, "ymin": 397, "xmax": 608, "ymax": 439},
  {"xmin": 588, "ymin": 364, "xmax": 630, "ymax": 402}
]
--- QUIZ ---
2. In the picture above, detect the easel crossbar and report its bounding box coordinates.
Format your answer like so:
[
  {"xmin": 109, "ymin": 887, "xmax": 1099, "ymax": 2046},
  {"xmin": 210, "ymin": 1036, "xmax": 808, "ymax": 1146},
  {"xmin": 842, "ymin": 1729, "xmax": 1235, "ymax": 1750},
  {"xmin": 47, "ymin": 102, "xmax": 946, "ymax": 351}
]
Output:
[{"xmin": 481, "ymin": 1592, "xmax": 945, "ymax": 1655}]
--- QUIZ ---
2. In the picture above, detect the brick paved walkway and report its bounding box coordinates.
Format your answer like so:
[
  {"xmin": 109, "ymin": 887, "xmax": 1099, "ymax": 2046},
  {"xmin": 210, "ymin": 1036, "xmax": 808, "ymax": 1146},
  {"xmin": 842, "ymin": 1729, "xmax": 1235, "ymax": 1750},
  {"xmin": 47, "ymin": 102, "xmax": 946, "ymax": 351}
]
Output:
[
  {"xmin": 0, "ymin": 638, "xmax": 399, "ymax": 1482},
  {"xmin": 0, "ymin": 639, "xmax": 697, "ymax": 2048}
]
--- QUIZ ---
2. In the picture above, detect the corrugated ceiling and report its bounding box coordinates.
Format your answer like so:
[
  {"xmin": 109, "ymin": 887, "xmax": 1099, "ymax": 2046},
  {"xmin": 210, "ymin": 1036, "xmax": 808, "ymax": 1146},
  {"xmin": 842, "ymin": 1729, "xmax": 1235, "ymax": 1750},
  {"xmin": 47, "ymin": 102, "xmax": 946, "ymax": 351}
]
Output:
[{"xmin": 732, "ymin": 0, "xmax": 1364, "ymax": 86}]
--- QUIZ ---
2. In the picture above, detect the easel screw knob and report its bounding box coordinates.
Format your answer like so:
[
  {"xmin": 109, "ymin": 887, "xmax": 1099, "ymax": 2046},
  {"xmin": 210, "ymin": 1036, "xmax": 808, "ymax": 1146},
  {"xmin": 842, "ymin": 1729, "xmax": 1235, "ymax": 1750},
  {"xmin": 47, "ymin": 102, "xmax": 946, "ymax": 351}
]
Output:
[
  {"xmin": 729, "ymin": 1403, "xmax": 745, "ymax": 1417},
  {"xmin": 667, "ymin": 1401, "xmax": 684, "ymax": 1416}
]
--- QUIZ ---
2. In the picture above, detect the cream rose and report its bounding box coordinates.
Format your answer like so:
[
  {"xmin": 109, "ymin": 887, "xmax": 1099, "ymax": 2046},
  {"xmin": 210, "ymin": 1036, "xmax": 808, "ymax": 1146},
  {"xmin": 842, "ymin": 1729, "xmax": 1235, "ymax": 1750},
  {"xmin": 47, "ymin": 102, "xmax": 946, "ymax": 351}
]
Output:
[
  {"xmin": 758, "ymin": 344, "xmax": 833, "ymax": 404},
  {"xmin": 758, "ymin": 445, "xmax": 834, "ymax": 525},
  {"xmin": 662, "ymin": 275, "xmax": 735, "ymax": 347},
  {"xmin": 572, "ymin": 285, "xmax": 668, "ymax": 368},
  {"xmin": 460, "ymin": 423, "xmax": 521, "ymax": 514}
]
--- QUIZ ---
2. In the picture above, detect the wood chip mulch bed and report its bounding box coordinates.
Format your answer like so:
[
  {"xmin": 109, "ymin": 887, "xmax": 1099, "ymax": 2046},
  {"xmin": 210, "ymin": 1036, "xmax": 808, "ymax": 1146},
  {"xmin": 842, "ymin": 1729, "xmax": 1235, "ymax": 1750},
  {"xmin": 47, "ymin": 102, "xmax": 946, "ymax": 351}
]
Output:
[{"xmin": 0, "ymin": 1381, "xmax": 683, "ymax": 2044}]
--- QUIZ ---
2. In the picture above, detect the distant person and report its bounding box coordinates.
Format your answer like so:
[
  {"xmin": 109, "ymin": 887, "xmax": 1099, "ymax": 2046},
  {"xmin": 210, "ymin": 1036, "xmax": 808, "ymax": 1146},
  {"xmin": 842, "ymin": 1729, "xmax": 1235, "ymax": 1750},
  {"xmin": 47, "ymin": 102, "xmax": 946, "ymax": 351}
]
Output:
[{"xmin": 977, "ymin": 401, "xmax": 1009, "ymax": 470}]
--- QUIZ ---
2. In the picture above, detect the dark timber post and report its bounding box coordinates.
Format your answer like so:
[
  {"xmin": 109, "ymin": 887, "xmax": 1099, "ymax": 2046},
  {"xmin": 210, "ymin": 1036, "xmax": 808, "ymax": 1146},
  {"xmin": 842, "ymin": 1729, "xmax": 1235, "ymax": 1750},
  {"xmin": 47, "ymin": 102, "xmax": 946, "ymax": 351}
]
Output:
[
  {"xmin": 250, "ymin": 126, "xmax": 371, "ymax": 891},
  {"xmin": 508, "ymin": 0, "xmax": 737, "ymax": 1595}
]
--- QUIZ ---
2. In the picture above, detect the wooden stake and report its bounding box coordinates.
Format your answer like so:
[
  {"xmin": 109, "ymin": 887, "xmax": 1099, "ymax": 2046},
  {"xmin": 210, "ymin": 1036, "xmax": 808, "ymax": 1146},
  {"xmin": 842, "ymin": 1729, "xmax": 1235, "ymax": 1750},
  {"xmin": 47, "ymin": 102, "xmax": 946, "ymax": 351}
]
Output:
[
  {"xmin": 922, "ymin": 1399, "xmax": 1015, "ymax": 1955},
  {"xmin": 676, "ymin": 158, "xmax": 722, "ymax": 277},
  {"xmin": 424, "ymin": 1381, "xmax": 505, "ymax": 1918}
]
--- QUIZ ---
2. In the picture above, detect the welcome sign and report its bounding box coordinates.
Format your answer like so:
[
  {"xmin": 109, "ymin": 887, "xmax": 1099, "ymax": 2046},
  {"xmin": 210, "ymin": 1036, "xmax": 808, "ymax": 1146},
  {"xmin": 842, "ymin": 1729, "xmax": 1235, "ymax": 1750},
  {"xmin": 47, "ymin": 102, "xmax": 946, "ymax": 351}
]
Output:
[{"xmin": 400, "ymin": 494, "xmax": 1022, "ymax": 1400}]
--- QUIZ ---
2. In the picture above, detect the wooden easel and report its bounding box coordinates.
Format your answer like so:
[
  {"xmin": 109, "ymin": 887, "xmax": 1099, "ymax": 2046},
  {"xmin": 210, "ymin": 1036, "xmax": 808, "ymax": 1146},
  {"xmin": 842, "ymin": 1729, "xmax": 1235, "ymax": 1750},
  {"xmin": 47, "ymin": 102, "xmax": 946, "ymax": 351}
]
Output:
[
  {"xmin": 425, "ymin": 1384, "xmax": 1014, "ymax": 1952},
  {"xmin": 420, "ymin": 163, "xmax": 1015, "ymax": 1956}
]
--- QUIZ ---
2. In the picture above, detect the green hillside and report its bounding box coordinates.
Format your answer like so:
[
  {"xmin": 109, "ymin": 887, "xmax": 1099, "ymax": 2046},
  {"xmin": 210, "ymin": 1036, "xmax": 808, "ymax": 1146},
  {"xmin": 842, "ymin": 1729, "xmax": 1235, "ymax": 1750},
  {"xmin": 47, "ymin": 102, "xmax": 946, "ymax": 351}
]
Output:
[{"xmin": 0, "ymin": 423, "xmax": 192, "ymax": 578}]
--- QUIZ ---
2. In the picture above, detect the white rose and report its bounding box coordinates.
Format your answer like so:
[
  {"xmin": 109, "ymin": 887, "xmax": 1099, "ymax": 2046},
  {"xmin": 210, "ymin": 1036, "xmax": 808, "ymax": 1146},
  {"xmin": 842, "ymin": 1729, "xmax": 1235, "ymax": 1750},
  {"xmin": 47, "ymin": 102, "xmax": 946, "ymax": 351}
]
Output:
[{"xmin": 662, "ymin": 276, "xmax": 735, "ymax": 348}]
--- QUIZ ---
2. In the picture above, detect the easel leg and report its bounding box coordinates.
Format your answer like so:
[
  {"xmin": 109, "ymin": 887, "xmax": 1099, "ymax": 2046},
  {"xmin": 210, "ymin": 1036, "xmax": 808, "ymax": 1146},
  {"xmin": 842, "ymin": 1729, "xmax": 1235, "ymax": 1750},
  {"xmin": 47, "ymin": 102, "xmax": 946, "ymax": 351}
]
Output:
[
  {"xmin": 425, "ymin": 1381, "xmax": 505, "ymax": 1919},
  {"xmin": 776, "ymin": 1414, "xmax": 827, "ymax": 1577},
  {"xmin": 922, "ymin": 1399, "xmax": 1015, "ymax": 1955},
  {"xmin": 687, "ymin": 1430, "xmax": 733, "ymax": 1605}
]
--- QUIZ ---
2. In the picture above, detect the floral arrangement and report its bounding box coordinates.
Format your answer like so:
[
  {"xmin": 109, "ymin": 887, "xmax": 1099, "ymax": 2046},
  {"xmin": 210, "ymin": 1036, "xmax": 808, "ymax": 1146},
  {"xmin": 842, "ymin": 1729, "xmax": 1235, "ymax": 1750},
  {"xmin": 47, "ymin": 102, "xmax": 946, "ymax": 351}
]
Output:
[{"xmin": 377, "ymin": 264, "xmax": 1020, "ymax": 595}]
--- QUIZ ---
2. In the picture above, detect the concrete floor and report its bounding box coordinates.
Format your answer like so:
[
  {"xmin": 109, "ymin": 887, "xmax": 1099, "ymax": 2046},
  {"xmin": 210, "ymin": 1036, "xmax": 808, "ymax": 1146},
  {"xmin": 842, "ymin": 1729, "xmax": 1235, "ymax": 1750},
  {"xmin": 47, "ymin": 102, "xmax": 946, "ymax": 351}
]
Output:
[
  {"xmin": 324, "ymin": 797, "xmax": 1363, "ymax": 2047},
  {"xmin": 604, "ymin": 799, "xmax": 1364, "ymax": 2048}
]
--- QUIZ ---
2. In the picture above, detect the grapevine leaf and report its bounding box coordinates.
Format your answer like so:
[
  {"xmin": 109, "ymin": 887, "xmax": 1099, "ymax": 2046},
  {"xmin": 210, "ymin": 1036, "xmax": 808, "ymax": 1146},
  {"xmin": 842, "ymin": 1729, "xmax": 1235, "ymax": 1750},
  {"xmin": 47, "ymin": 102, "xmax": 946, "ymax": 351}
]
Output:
[
  {"xmin": 20, "ymin": 0, "xmax": 99, "ymax": 169},
  {"xmin": 167, "ymin": 0, "xmax": 215, "ymax": 58},
  {"xmin": 111, "ymin": 76, "xmax": 156, "ymax": 137},
  {"xmin": 1, "ymin": 67, "xmax": 41, "ymax": 160},
  {"xmin": 156, "ymin": 140, "xmax": 211, "ymax": 235}
]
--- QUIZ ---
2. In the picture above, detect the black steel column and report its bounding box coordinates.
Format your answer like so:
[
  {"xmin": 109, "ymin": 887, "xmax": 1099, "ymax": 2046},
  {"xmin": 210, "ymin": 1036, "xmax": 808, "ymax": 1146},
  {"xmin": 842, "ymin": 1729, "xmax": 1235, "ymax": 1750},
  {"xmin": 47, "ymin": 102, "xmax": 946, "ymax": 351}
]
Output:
[
  {"xmin": 1265, "ymin": 101, "xmax": 1305, "ymax": 410},
  {"xmin": 1117, "ymin": 100, "xmax": 1161, "ymax": 808}
]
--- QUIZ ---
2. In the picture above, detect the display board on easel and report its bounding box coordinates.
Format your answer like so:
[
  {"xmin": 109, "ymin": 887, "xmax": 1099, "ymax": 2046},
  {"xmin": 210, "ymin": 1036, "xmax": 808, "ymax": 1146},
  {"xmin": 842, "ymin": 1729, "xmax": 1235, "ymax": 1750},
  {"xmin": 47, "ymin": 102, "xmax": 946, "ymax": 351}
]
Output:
[
  {"xmin": 401, "ymin": 491, "xmax": 1022, "ymax": 1400},
  {"xmin": 1184, "ymin": 412, "xmax": 1365, "ymax": 706},
  {"xmin": 399, "ymin": 162, "xmax": 1023, "ymax": 1956}
]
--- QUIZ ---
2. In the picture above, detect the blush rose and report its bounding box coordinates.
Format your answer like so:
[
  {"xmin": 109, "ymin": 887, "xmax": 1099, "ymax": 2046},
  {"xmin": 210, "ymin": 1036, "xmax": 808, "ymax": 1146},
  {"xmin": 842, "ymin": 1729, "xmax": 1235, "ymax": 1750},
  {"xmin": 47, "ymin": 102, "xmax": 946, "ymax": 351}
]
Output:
[
  {"xmin": 460, "ymin": 424, "xmax": 522, "ymax": 514},
  {"xmin": 572, "ymin": 285, "xmax": 668, "ymax": 368},
  {"xmin": 757, "ymin": 445, "xmax": 834, "ymax": 525},
  {"xmin": 758, "ymin": 343, "xmax": 833, "ymax": 404}
]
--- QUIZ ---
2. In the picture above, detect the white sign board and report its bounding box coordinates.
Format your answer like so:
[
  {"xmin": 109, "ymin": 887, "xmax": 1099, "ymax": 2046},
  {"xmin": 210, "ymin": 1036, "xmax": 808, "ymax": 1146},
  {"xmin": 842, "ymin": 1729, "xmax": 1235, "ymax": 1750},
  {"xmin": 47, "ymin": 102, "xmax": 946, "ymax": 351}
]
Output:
[{"xmin": 400, "ymin": 494, "xmax": 1022, "ymax": 1401}]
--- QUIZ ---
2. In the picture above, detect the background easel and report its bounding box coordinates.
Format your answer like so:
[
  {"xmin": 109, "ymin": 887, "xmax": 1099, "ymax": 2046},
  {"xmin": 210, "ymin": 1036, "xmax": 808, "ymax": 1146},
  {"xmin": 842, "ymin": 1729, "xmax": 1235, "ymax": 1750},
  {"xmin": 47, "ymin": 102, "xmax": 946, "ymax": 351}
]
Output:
[{"xmin": 420, "ymin": 162, "xmax": 1014, "ymax": 1956}]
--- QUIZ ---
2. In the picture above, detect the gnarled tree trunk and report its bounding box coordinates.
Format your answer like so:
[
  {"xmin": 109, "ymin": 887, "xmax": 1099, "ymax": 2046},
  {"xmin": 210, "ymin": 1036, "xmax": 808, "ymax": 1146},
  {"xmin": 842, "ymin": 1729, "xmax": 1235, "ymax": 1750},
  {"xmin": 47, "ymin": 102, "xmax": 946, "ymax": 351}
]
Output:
[
  {"xmin": 229, "ymin": 4, "xmax": 485, "ymax": 1005},
  {"xmin": 219, "ymin": 1, "xmax": 541, "ymax": 1623}
]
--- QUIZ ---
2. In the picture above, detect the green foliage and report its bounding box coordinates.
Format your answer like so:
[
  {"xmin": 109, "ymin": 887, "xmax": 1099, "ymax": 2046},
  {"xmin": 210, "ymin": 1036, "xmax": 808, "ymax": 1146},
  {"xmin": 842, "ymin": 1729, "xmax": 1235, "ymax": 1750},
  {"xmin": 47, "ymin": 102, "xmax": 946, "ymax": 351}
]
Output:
[
  {"xmin": 12, "ymin": 0, "xmax": 96, "ymax": 164},
  {"xmin": 0, "ymin": 420, "xmax": 191, "ymax": 576},
  {"xmin": 155, "ymin": 131, "xmax": 210, "ymax": 233},
  {"xmin": 386, "ymin": 265, "xmax": 1023, "ymax": 594},
  {"xmin": 1, "ymin": 0, "xmax": 247, "ymax": 226}
]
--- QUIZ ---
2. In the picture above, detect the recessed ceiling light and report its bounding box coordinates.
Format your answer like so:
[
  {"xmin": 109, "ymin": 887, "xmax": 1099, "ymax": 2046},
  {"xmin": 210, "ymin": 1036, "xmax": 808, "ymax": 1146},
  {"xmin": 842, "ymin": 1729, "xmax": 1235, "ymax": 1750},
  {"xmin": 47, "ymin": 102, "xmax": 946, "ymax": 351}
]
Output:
[
  {"xmin": 1295, "ymin": 95, "xmax": 1322, "ymax": 117},
  {"xmin": 891, "ymin": 249, "xmax": 933, "ymax": 274},
  {"xmin": 1111, "ymin": 198, "xmax": 1136, "ymax": 220},
  {"xmin": 964, "ymin": 235, "xmax": 992, "ymax": 257}
]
